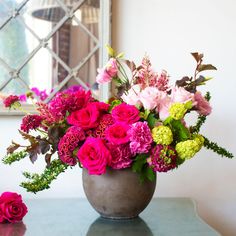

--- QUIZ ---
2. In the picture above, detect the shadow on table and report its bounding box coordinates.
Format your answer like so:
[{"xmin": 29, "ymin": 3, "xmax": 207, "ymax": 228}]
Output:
[
  {"xmin": 0, "ymin": 222, "xmax": 26, "ymax": 236},
  {"xmin": 86, "ymin": 216, "xmax": 153, "ymax": 236}
]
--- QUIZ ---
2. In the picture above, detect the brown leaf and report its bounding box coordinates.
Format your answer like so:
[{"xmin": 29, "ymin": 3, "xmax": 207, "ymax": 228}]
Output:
[
  {"xmin": 7, "ymin": 142, "xmax": 20, "ymax": 154},
  {"xmin": 125, "ymin": 60, "xmax": 136, "ymax": 72},
  {"xmin": 197, "ymin": 64, "xmax": 217, "ymax": 72},
  {"xmin": 191, "ymin": 52, "xmax": 204, "ymax": 63}
]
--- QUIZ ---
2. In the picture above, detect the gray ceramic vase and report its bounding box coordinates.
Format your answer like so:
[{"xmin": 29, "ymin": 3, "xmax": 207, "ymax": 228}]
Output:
[{"xmin": 82, "ymin": 167, "xmax": 156, "ymax": 219}]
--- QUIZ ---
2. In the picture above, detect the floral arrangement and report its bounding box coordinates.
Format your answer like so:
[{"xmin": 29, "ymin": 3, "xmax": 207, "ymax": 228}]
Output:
[
  {"xmin": 2, "ymin": 46, "xmax": 234, "ymax": 193},
  {"xmin": 0, "ymin": 192, "xmax": 28, "ymax": 223}
]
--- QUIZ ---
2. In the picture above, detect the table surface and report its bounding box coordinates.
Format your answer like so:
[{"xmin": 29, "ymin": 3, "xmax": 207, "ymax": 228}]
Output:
[{"xmin": 0, "ymin": 198, "xmax": 220, "ymax": 236}]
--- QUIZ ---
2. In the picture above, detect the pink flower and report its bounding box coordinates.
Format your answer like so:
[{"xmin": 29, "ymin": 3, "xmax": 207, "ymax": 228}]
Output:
[
  {"xmin": 20, "ymin": 114, "xmax": 43, "ymax": 133},
  {"xmin": 3, "ymin": 95, "xmax": 19, "ymax": 108},
  {"xmin": 105, "ymin": 122, "xmax": 130, "ymax": 145},
  {"xmin": 58, "ymin": 126, "xmax": 85, "ymax": 166},
  {"xmin": 96, "ymin": 58, "xmax": 118, "ymax": 84},
  {"xmin": 107, "ymin": 143, "xmax": 134, "ymax": 169},
  {"xmin": 171, "ymin": 86, "xmax": 195, "ymax": 103},
  {"xmin": 121, "ymin": 84, "xmax": 141, "ymax": 106},
  {"xmin": 194, "ymin": 91, "xmax": 212, "ymax": 116},
  {"xmin": 139, "ymin": 86, "xmax": 165, "ymax": 110},
  {"xmin": 77, "ymin": 138, "xmax": 111, "ymax": 175},
  {"xmin": 129, "ymin": 121, "xmax": 153, "ymax": 153},
  {"xmin": 67, "ymin": 102, "xmax": 101, "ymax": 130},
  {"xmin": 0, "ymin": 192, "xmax": 28, "ymax": 223},
  {"xmin": 93, "ymin": 114, "xmax": 114, "ymax": 138},
  {"xmin": 148, "ymin": 145, "xmax": 177, "ymax": 172},
  {"xmin": 157, "ymin": 96, "xmax": 172, "ymax": 120},
  {"xmin": 154, "ymin": 70, "xmax": 169, "ymax": 91},
  {"xmin": 111, "ymin": 103, "xmax": 140, "ymax": 124}
]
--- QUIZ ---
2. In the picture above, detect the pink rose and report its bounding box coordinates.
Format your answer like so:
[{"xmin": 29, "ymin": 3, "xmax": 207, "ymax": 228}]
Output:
[
  {"xmin": 73, "ymin": 89, "xmax": 92, "ymax": 111},
  {"xmin": 67, "ymin": 102, "xmax": 107, "ymax": 130},
  {"xmin": 96, "ymin": 58, "xmax": 118, "ymax": 84},
  {"xmin": 105, "ymin": 122, "xmax": 130, "ymax": 145},
  {"xmin": 107, "ymin": 143, "xmax": 133, "ymax": 169},
  {"xmin": 111, "ymin": 103, "xmax": 140, "ymax": 124},
  {"xmin": 121, "ymin": 84, "xmax": 142, "ymax": 106},
  {"xmin": 0, "ymin": 192, "xmax": 28, "ymax": 223},
  {"xmin": 171, "ymin": 86, "xmax": 195, "ymax": 103},
  {"xmin": 77, "ymin": 138, "xmax": 112, "ymax": 175},
  {"xmin": 194, "ymin": 91, "xmax": 212, "ymax": 116},
  {"xmin": 139, "ymin": 86, "xmax": 166, "ymax": 110}
]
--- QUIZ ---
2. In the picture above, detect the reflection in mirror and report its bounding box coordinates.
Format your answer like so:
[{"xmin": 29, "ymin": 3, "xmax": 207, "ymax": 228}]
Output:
[{"xmin": 0, "ymin": 0, "xmax": 110, "ymax": 106}]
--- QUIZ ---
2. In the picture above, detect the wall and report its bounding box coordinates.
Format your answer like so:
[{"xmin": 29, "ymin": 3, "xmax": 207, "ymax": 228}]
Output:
[
  {"xmin": 112, "ymin": 0, "xmax": 236, "ymax": 235},
  {"xmin": 0, "ymin": 0, "xmax": 236, "ymax": 235}
]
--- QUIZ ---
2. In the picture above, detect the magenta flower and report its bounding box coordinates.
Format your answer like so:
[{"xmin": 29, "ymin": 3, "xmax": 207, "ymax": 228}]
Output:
[
  {"xmin": 148, "ymin": 144, "xmax": 177, "ymax": 172},
  {"xmin": 111, "ymin": 103, "xmax": 140, "ymax": 124},
  {"xmin": 58, "ymin": 126, "xmax": 85, "ymax": 166},
  {"xmin": 129, "ymin": 121, "xmax": 153, "ymax": 154},
  {"xmin": 93, "ymin": 114, "xmax": 114, "ymax": 138},
  {"xmin": 77, "ymin": 138, "xmax": 111, "ymax": 175},
  {"xmin": 105, "ymin": 122, "xmax": 130, "ymax": 145},
  {"xmin": 107, "ymin": 143, "xmax": 134, "ymax": 169},
  {"xmin": 20, "ymin": 114, "xmax": 43, "ymax": 133},
  {"xmin": 0, "ymin": 192, "xmax": 28, "ymax": 223},
  {"xmin": 3, "ymin": 95, "xmax": 19, "ymax": 108}
]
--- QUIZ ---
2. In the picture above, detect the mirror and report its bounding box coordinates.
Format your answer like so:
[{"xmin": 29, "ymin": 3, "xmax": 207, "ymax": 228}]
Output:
[{"xmin": 0, "ymin": 0, "xmax": 111, "ymax": 113}]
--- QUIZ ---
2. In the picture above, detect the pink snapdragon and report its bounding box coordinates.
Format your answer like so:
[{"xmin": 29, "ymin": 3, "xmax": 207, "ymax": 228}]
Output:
[{"xmin": 96, "ymin": 58, "xmax": 118, "ymax": 84}]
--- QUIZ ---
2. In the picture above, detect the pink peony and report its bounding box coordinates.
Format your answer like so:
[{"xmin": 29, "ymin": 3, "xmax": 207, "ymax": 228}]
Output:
[
  {"xmin": 107, "ymin": 143, "xmax": 134, "ymax": 169},
  {"xmin": 157, "ymin": 96, "xmax": 172, "ymax": 120},
  {"xmin": 171, "ymin": 86, "xmax": 195, "ymax": 103},
  {"xmin": 194, "ymin": 91, "xmax": 212, "ymax": 116},
  {"xmin": 129, "ymin": 121, "xmax": 153, "ymax": 154},
  {"xmin": 121, "ymin": 84, "xmax": 142, "ymax": 106},
  {"xmin": 0, "ymin": 192, "xmax": 28, "ymax": 223},
  {"xmin": 96, "ymin": 58, "xmax": 118, "ymax": 84},
  {"xmin": 111, "ymin": 103, "xmax": 140, "ymax": 124},
  {"xmin": 105, "ymin": 122, "xmax": 130, "ymax": 145},
  {"xmin": 139, "ymin": 86, "xmax": 165, "ymax": 110},
  {"xmin": 77, "ymin": 138, "xmax": 111, "ymax": 175},
  {"xmin": 20, "ymin": 114, "xmax": 43, "ymax": 133},
  {"xmin": 67, "ymin": 102, "xmax": 101, "ymax": 130}
]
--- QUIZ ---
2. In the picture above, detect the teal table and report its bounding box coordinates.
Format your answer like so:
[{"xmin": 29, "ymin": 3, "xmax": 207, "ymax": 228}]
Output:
[{"xmin": 0, "ymin": 198, "xmax": 220, "ymax": 236}]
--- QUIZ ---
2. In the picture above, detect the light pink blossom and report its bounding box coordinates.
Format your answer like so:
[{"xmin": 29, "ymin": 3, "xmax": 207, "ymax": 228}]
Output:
[
  {"xmin": 171, "ymin": 86, "xmax": 195, "ymax": 104},
  {"xmin": 194, "ymin": 91, "xmax": 212, "ymax": 116},
  {"xmin": 121, "ymin": 84, "xmax": 141, "ymax": 106}
]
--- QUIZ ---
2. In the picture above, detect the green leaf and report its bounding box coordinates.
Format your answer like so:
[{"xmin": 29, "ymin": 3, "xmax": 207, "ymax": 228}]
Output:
[
  {"xmin": 170, "ymin": 119, "xmax": 190, "ymax": 142},
  {"xmin": 2, "ymin": 151, "xmax": 28, "ymax": 165},
  {"xmin": 116, "ymin": 52, "xmax": 125, "ymax": 58},
  {"xmin": 197, "ymin": 64, "xmax": 217, "ymax": 72},
  {"xmin": 132, "ymin": 154, "xmax": 148, "ymax": 173},
  {"xmin": 144, "ymin": 167, "xmax": 156, "ymax": 181},
  {"xmin": 106, "ymin": 45, "xmax": 115, "ymax": 57},
  {"xmin": 147, "ymin": 113, "xmax": 158, "ymax": 129}
]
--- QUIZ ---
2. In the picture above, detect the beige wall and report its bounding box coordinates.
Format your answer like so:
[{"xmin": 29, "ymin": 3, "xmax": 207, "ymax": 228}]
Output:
[{"xmin": 112, "ymin": 0, "xmax": 236, "ymax": 235}]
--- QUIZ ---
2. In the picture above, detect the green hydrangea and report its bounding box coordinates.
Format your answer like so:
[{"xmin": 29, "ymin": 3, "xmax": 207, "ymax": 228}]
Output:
[
  {"xmin": 152, "ymin": 125, "xmax": 173, "ymax": 145},
  {"xmin": 175, "ymin": 134, "xmax": 204, "ymax": 160},
  {"xmin": 169, "ymin": 102, "xmax": 187, "ymax": 120}
]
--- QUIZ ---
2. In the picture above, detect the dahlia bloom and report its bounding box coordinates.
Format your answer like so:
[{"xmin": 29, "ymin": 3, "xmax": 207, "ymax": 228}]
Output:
[
  {"xmin": 148, "ymin": 144, "xmax": 177, "ymax": 172},
  {"xmin": 108, "ymin": 143, "xmax": 134, "ymax": 169},
  {"xmin": 20, "ymin": 114, "xmax": 43, "ymax": 133},
  {"xmin": 152, "ymin": 125, "xmax": 173, "ymax": 145},
  {"xmin": 129, "ymin": 121, "xmax": 153, "ymax": 154}
]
